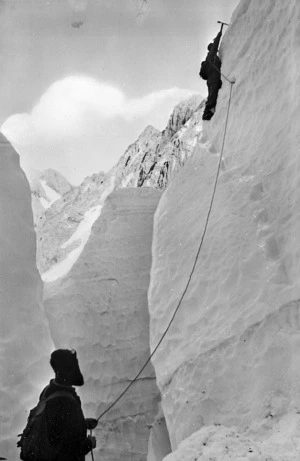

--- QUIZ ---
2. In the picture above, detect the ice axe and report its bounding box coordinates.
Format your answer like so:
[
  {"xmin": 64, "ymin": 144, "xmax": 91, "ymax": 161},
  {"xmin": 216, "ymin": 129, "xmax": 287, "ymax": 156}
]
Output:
[{"xmin": 217, "ymin": 20, "xmax": 229, "ymax": 32}]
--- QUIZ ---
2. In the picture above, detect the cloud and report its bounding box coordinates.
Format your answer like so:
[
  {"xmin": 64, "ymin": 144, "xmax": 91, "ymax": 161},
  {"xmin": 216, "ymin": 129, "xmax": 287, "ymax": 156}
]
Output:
[
  {"xmin": 2, "ymin": 77, "xmax": 122, "ymax": 146},
  {"xmin": 122, "ymin": 87, "xmax": 193, "ymax": 120},
  {"xmin": 1, "ymin": 75, "xmax": 195, "ymax": 183},
  {"xmin": 1, "ymin": 76, "xmax": 192, "ymax": 143}
]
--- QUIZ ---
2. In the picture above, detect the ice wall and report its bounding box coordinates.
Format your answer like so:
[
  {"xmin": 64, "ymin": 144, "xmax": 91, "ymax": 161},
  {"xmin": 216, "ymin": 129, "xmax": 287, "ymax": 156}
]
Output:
[
  {"xmin": 44, "ymin": 188, "xmax": 162, "ymax": 461},
  {"xmin": 0, "ymin": 133, "xmax": 53, "ymax": 459},
  {"xmin": 149, "ymin": 0, "xmax": 300, "ymax": 459}
]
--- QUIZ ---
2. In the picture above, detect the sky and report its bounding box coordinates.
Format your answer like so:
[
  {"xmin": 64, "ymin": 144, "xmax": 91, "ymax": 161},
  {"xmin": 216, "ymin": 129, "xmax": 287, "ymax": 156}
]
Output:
[{"xmin": 0, "ymin": 0, "xmax": 239, "ymax": 184}]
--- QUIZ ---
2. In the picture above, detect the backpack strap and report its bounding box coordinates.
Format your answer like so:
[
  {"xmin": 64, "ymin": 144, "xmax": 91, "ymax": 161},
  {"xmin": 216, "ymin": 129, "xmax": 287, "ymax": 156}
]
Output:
[
  {"xmin": 35, "ymin": 391, "xmax": 77, "ymax": 416},
  {"xmin": 40, "ymin": 384, "xmax": 51, "ymax": 400}
]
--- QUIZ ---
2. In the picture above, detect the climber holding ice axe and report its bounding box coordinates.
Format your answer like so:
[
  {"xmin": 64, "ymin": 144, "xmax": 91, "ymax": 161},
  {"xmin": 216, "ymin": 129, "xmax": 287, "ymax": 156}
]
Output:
[{"xmin": 199, "ymin": 21, "xmax": 228, "ymax": 121}]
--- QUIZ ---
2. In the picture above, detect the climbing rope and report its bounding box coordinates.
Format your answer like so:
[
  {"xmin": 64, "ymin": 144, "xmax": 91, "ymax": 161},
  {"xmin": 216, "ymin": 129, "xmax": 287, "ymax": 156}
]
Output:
[{"xmin": 95, "ymin": 76, "xmax": 235, "ymax": 425}]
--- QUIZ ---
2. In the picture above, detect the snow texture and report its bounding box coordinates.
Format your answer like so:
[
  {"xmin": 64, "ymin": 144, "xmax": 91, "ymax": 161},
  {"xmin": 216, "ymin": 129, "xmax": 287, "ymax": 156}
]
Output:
[
  {"xmin": 149, "ymin": 0, "xmax": 300, "ymax": 459},
  {"xmin": 0, "ymin": 133, "xmax": 53, "ymax": 459},
  {"xmin": 44, "ymin": 188, "xmax": 162, "ymax": 461}
]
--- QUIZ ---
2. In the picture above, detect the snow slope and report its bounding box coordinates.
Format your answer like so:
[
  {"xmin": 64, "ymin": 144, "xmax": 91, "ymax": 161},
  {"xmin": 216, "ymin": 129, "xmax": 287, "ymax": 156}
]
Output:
[
  {"xmin": 0, "ymin": 133, "xmax": 53, "ymax": 459},
  {"xmin": 42, "ymin": 205, "xmax": 102, "ymax": 282},
  {"xmin": 44, "ymin": 188, "xmax": 162, "ymax": 461},
  {"xmin": 149, "ymin": 0, "xmax": 300, "ymax": 459}
]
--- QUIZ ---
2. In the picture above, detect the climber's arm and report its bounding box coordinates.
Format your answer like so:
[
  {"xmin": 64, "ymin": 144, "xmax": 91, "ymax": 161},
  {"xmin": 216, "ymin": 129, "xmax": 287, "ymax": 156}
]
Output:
[{"xmin": 212, "ymin": 31, "xmax": 222, "ymax": 54}]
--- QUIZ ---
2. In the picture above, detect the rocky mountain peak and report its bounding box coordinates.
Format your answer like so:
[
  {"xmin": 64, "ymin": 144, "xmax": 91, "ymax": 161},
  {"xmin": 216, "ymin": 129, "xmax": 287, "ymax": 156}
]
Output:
[
  {"xmin": 80, "ymin": 170, "xmax": 106, "ymax": 193},
  {"xmin": 31, "ymin": 168, "xmax": 73, "ymax": 197},
  {"xmin": 35, "ymin": 94, "xmax": 204, "ymax": 274},
  {"xmin": 139, "ymin": 124, "xmax": 161, "ymax": 139},
  {"xmin": 162, "ymin": 94, "xmax": 203, "ymax": 141}
]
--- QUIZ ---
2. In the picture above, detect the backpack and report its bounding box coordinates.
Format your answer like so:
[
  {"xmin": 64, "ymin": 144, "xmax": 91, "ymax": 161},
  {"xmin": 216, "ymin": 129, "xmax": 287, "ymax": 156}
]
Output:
[
  {"xmin": 199, "ymin": 60, "xmax": 209, "ymax": 80},
  {"xmin": 18, "ymin": 390, "xmax": 76, "ymax": 461}
]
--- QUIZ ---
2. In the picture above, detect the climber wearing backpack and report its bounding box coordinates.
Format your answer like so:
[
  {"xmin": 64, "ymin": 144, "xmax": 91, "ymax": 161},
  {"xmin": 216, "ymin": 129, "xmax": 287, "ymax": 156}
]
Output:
[
  {"xmin": 199, "ymin": 23, "xmax": 224, "ymax": 121},
  {"xmin": 18, "ymin": 349, "xmax": 97, "ymax": 461}
]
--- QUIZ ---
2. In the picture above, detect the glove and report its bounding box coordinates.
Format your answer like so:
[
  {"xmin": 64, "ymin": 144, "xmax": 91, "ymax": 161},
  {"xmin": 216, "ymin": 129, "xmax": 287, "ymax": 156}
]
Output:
[{"xmin": 85, "ymin": 418, "xmax": 98, "ymax": 430}]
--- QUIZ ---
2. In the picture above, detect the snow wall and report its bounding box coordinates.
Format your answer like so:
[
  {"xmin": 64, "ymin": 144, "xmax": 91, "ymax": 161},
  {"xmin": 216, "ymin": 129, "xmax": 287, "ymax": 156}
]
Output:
[
  {"xmin": 0, "ymin": 133, "xmax": 53, "ymax": 459},
  {"xmin": 44, "ymin": 188, "xmax": 163, "ymax": 461},
  {"xmin": 149, "ymin": 0, "xmax": 300, "ymax": 459}
]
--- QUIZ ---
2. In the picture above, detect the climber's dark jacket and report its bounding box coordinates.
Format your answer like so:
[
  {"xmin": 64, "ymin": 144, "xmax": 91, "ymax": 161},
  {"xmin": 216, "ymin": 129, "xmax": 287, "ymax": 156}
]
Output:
[
  {"xmin": 40, "ymin": 379, "xmax": 93, "ymax": 461},
  {"xmin": 202, "ymin": 31, "xmax": 223, "ymax": 119}
]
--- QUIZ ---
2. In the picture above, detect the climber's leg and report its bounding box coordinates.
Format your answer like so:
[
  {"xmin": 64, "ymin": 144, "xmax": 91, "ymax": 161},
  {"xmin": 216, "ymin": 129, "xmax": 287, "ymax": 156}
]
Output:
[{"xmin": 202, "ymin": 78, "xmax": 222, "ymax": 120}]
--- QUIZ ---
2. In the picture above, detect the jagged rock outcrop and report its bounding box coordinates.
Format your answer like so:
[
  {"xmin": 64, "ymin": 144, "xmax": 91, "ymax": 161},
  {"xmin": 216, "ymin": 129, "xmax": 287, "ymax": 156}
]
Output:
[
  {"xmin": 80, "ymin": 170, "xmax": 106, "ymax": 193},
  {"xmin": 161, "ymin": 95, "xmax": 203, "ymax": 142},
  {"xmin": 0, "ymin": 133, "xmax": 53, "ymax": 460},
  {"xmin": 114, "ymin": 125, "xmax": 163, "ymax": 188},
  {"xmin": 148, "ymin": 0, "xmax": 300, "ymax": 459},
  {"xmin": 44, "ymin": 188, "xmax": 162, "ymax": 461},
  {"xmin": 115, "ymin": 95, "xmax": 204, "ymax": 189}
]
